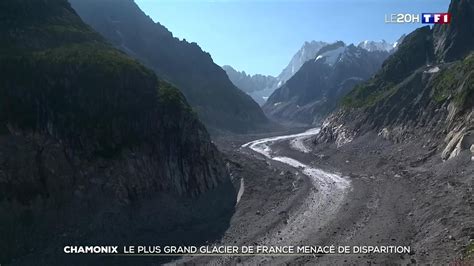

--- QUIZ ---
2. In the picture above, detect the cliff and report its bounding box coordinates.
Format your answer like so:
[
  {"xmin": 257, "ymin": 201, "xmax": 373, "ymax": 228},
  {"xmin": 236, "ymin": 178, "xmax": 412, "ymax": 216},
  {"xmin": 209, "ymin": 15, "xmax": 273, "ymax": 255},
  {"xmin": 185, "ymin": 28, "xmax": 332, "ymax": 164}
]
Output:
[
  {"xmin": 68, "ymin": 0, "xmax": 268, "ymax": 133},
  {"xmin": 317, "ymin": 0, "xmax": 474, "ymax": 160},
  {"xmin": 0, "ymin": 0, "xmax": 235, "ymax": 263}
]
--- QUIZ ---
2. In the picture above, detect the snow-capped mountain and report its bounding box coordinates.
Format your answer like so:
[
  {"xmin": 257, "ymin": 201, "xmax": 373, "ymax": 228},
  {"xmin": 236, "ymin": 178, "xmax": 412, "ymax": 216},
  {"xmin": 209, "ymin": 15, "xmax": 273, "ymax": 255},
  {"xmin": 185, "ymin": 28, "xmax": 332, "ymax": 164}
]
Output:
[
  {"xmin": 357, "ymin": 40, "xmax": 394, "ymax": 52},
  {"xmin": 277, "ymin": 41, "xmax": 328, "ymax": 85},
  {"xmin": 222, "ymin": 41, "xmax": 328, "ymax": 105},
  {"xmin": 357, "ymin": 35, "xmax": 407, "ymax": 52},
  {"xmin": 222, "ymin": 65, "xmax": 279, "ymax": 105},
  {"xmin": 224, "ymin": 37, "xmax": 405, "ymax": 107},
  {"xmin": 314, "ymin": 41, "xmax": 347, "ymax": 66},
  {"xmin": 264, "ymin": 42, "xmax": 391, "ymax": 125}
]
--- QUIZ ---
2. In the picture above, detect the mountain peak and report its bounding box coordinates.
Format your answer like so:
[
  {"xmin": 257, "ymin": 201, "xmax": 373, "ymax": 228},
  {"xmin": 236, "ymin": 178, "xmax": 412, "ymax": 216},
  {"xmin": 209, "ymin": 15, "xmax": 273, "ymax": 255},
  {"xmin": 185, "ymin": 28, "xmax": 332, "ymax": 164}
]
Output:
[
  {"xmin": 277, "ymin": 40, "xmax": 329, "ymax": 83},
  {"xmin": 357, "ymin": 39, "xmax": 394, "ymax": 52},
  {"xmin": 222, "ymin": 65, "xmax": 235, "ymax": 71},
  {"xmin": 222, "ymin": 65, "xmax": 279, "ymax": 105},
  {"xmin": 315, "ymin": 41, "xmax": 345, "ymax": 57},
  {"xmin": 315, "ymin": 43, "xmax": 347, "ymax": 66},
  {"xmin": 264, "ymin": 40, "xmax": 390, "ymax": 125}
]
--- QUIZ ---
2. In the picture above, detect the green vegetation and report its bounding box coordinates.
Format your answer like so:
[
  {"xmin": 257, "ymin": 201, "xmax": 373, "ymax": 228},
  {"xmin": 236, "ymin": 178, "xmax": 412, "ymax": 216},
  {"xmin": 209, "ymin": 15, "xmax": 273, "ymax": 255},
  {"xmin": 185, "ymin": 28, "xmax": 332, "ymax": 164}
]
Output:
[
  {"xmin": 0, "ymin": 0, "xmax": 200, "ymax": 158},
  {"xmin": 465, "ymin": 241, "xmax": 474, "ymax": 260},
  {"xmin": 433, "ymin": 53, "xmax": 474, "ymax": 109},
  {"xmin": 342, "ymin": 50, "xmax": 473, "ymax": 111},
  {"xmin": 68, "ymin": 0, "xmax": 267, "ymax": 132},
  {"xmin": 341, "ymin": 80, "xmax": 396, "ymax": 108},
  {"xmin": 0, "ymin": 0, "xmax": 102, "ymax": 54},
  {"xmin": 340, "ymin": 26, "xmax": 434, "ymax": 110},
  {"xmin": 158, "ymin": 81, "xmax": 192, "ymax": 112},
  {"xmin": 467, "ymin": 241, "xmax": 474, "ymax": 255},
  {"xmin": 380, "ymin": 26, "xmax": 433, "ymax": 83},
  {"xmin": 433, "ymin": 69, "xmax": 458, "ymax": 103},
  {"xmin": 31, "ymin": 43, "xmax": 151, "ymax": 77}
]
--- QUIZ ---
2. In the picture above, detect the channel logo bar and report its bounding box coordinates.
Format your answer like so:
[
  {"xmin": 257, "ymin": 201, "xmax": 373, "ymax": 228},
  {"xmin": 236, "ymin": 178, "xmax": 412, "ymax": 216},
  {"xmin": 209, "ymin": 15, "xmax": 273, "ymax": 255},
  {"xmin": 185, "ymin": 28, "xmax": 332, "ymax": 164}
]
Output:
[
  {"xmin": 422, "ymin": 13, "xmax": 451, "ymax": 24},
  {"xmin": 385, "ymin": 13, "xmax": 451, "ymax": 24}
]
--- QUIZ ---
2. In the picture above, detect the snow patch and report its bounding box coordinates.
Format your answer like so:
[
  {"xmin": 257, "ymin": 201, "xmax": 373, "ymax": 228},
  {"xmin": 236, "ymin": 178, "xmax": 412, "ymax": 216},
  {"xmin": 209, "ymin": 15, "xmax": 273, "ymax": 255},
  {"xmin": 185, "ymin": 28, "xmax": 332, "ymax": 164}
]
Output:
[
  {"xmin": 471, "ymin": 144, "xmax": 474, "ymax": 161},
  {"xmin": 358, "ymin": 40, "xmax": 393, "ymax": 52},
  {"xmin": 236, "ymin": 178, "xmax": 244, "ymax": 205},
  {"xmin": 315, "ymin": 46, "xmax": 346, "ymax": 66},
  {"xmin": 424, "ymin": 66, "xmax": 440, "ymax": 73}
]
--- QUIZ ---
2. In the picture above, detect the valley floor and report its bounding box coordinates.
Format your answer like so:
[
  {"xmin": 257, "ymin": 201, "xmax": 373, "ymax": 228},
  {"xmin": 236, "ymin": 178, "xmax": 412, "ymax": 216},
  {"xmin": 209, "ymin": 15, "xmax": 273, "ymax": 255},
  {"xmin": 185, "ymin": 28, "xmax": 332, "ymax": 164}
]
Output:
[{"xmin": 177, "ymin": 127, "xmax": 473, "ymax": 265}]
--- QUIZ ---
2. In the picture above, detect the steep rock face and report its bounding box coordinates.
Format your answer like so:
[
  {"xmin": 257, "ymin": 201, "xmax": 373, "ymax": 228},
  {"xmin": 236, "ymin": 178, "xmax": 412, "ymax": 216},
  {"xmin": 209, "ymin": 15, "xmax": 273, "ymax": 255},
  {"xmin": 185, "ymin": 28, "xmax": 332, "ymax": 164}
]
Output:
[
  {"xmin": 317, "ymin": 0, "xmax": 474, "ymax": 160},
  {"xmin": 222, "ymin": 65, "xmax": 279, "ymax": 105},
  {"xmin": 277, "ymin": 40, "xmax": 328, "ymax": 85},
  {"xmin": 0, "ymin": 0, "xmax": 234, "ymax": 263},
  {"xmin": 68, "ymin": 0, "xmax": 268, "ymax": 133},
  {"xmin": 264, "ymin": 42, "xmax": 390, "ymax": 125},
  {"xmin": 393, "ymin": 34, "xmax": 407, "ymax": 50},
  {"xmin": 433, "ymin": 0, "xmax": 474, "ymax": 62}
]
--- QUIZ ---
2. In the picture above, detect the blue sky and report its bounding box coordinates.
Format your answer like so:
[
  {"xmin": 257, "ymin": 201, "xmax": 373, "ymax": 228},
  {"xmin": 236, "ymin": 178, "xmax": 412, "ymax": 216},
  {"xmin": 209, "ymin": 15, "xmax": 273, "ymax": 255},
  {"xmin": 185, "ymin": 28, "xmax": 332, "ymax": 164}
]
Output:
[{"xmin": 135, "ymin": 0, "xmax": 451, "ymax": 76}]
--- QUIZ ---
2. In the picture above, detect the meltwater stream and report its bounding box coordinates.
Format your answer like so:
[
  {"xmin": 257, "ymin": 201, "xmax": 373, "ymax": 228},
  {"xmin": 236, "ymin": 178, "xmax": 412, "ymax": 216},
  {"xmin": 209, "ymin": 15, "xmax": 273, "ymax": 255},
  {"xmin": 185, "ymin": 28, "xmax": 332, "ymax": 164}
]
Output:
[
  {"xmin": 241, "ymin": 128, "xmax": 351, "ymax": 252},
  {"xmin": 176, "ymin": 128, "xmax": 353, "ymax": 265},
  {"xmin": 242, "ymin": 128, "xmax": 350, "ymax": 191}
]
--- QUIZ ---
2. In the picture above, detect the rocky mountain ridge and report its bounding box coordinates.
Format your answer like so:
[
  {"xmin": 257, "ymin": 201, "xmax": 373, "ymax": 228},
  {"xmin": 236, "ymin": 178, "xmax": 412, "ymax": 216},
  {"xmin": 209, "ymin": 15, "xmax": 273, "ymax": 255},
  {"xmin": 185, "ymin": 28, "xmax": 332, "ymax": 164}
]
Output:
[
  {"xmin": 317, "ymin": 0, "xmax": 474, "ymax": 162},
  {"xmin": 222, "ymin": 65, "xmax": 279, "ymax": 105},
  {"xmin": 68, "ymin": 0, "xmax": 268, "ymax": 134},
  {"xmin": 223, "ymin": 38, "xmax": 404, "ymax": 107},
  {"xmin": 277, "ymin": 41, "xmax": 328, "ymax": 85},
  {"xmin": 264, "ymin": 41, "xmax": 391, "ymax": 125}
]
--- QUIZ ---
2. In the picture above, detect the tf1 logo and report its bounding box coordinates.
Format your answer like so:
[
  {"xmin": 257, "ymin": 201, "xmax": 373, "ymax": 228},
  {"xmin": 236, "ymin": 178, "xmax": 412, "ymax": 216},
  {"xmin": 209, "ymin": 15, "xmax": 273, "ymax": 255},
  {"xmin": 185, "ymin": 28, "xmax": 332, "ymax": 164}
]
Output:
[
  {"xmin": 422, "ymin": 13, "xmax": 451, "ymax": 24},
  {"xmin": 385, "ymin": 13, "xmax": 451, "ymax": 24}
]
